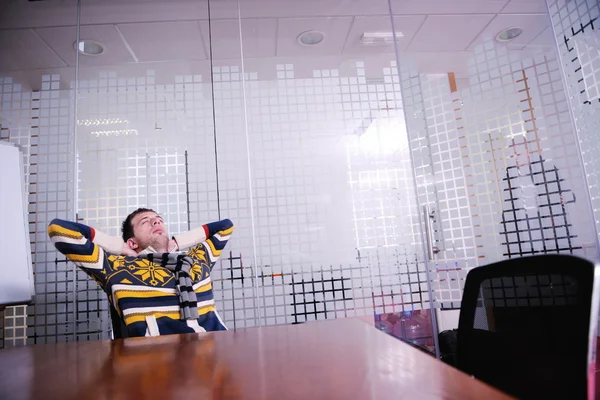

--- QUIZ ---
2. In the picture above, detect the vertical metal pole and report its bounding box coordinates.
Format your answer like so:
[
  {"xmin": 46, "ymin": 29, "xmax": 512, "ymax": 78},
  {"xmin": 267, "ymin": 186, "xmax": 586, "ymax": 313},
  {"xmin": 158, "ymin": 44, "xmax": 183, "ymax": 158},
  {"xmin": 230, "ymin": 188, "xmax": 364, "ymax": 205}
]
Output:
[
  {"xmin": 71, "ymin": 0, "xmax": 82, "ymax": 341},
  {"xmin": 184, "ymin": 150, "xmax": 191, "ymax": 231},
  {"xmin": 387, "ymin": 0, "xmax": 441, "ymax": 358}
]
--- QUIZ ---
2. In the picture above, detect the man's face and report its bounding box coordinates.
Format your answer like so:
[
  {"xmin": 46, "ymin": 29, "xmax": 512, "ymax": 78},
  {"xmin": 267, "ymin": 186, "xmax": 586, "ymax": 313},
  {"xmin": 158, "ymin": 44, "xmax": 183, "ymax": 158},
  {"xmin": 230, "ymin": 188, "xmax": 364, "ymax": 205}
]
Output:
[{"xmin": 128, "ymin": 211, "xmax": 168, "ymax": 251}]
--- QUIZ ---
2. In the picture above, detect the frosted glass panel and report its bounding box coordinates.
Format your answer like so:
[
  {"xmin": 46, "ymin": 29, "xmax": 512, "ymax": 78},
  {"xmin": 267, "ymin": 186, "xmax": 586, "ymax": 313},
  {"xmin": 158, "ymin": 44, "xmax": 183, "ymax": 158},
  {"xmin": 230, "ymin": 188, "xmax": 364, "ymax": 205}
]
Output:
[{"xmin": 397, "ymin": 29, "xmax": 599, "ymax": 309}]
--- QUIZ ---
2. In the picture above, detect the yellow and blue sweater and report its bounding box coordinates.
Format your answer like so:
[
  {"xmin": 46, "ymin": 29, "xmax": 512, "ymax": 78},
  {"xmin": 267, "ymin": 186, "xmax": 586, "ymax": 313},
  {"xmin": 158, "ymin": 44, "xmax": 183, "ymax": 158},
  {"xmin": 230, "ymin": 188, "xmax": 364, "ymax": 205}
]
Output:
[{"xmin": 47, "ymin": 218, "xmax": 234, "ymax": 337}]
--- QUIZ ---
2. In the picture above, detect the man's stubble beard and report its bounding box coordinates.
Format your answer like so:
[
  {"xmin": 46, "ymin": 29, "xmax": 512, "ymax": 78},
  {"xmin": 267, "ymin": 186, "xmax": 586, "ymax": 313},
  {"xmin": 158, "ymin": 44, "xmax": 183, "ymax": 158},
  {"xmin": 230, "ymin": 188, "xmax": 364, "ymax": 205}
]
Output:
[{"xmin": 147, "ymin": 234, "xmax": 169, "ymax": 253}]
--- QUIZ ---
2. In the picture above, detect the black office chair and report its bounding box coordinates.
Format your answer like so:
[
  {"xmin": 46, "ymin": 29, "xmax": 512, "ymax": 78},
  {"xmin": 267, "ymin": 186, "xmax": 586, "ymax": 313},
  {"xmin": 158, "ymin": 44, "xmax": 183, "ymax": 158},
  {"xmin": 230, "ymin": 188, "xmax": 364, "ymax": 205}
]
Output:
[
  {"xmin": 457, "ymin": 255, "xmax": 599, "ymax": 399},
  {"xmin": 110, "ymin": 304, "xmax": 128, "ymax": 339}
]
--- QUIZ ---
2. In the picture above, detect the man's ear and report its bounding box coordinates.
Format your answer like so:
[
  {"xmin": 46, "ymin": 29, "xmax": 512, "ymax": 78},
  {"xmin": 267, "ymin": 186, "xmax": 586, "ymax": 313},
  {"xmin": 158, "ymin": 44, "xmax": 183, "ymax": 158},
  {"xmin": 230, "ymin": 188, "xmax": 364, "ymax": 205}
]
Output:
[{"xmin": 126, "ymin": 238, "xmax": 139, "ymax": 250}]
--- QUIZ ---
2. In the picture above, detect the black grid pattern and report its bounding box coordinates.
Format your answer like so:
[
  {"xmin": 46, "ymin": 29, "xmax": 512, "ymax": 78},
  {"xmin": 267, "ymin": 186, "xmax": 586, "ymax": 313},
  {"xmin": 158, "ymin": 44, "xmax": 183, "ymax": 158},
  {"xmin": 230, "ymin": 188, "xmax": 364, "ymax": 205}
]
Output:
[
  {"xmin": 25, "ymin": 74, "xmax": 78, "ymax": 345},
  {"xmin": 26, "ymin": 258, "xmax": 76, "ymax": 343},
  {"xmin": 500, "ymin": 156, "xmax": 581, "ymax": 258},
  {"xmin": 563, "ymin": 17, "xmax": 598, "ymax": 105},
  {"xmin": 217, "ymin": 251, "xmax": 245, "ymax": 330},
  {"xmin": 288, "ymin": 270, "xmax": 352, "ymax": 324}
]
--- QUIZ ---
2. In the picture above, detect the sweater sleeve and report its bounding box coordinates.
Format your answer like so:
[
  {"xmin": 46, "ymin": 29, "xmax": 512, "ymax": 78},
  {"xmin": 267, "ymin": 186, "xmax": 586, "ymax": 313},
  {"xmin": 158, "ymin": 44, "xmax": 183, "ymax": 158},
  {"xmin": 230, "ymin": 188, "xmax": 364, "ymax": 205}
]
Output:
[
  {"xmin": 186, "ymin": 219, "xmax": 234, "ymax": 271},
  {"xmin": 47, "ymin": 218, "xmax": 110, "ymax": 288}
]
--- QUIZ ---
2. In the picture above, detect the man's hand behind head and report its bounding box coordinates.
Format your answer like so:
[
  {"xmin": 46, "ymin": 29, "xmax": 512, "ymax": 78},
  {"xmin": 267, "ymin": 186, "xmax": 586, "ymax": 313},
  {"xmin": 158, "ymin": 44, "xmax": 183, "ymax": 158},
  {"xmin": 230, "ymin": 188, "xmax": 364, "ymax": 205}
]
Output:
[{"xmin": 121, "ymin": 243, "xmax": 138, "ymax": 257}]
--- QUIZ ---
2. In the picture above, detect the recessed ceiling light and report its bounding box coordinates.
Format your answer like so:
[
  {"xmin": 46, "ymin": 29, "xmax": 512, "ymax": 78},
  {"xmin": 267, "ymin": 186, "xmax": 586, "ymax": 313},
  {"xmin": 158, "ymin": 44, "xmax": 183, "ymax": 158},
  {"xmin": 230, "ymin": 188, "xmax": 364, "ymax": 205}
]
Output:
[
  {"xmin": 496, "ymin": 27, "xmax": 523, "ymax": 42},
  {"xmin": 361, "ymin": 32, "xmax": 404, "ymax": 46},
  {"xmin": 74, "ymin": 39, "xmax": 105, "ymax": 56},
  {"xmin": 298, "ymin": 31, "xmax": 325, "ymax": 46},
  {"xmin": 77, "ymin": 118, "xmax": 129, "ymax": 126},
  {"xmin": 91, "ymin": 129, "xmax": 138, "ymax": 137}
]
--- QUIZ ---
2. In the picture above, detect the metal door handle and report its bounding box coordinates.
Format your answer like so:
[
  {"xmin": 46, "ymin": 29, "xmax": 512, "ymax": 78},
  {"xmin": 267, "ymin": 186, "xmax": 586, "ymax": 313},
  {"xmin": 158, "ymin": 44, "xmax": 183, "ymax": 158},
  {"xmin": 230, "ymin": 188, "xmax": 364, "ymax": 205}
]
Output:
[{"xmin": 423, "ymin": 205, "xmax": 440, "ymax": 260}]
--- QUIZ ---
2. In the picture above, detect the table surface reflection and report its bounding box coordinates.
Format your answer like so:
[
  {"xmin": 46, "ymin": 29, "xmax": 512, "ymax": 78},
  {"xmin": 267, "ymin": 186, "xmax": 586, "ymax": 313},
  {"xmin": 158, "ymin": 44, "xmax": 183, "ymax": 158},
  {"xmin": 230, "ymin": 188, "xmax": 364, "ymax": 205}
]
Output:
[{"xmin": 0, "ymin": 318, "xmax": 512, "ymax": 400}]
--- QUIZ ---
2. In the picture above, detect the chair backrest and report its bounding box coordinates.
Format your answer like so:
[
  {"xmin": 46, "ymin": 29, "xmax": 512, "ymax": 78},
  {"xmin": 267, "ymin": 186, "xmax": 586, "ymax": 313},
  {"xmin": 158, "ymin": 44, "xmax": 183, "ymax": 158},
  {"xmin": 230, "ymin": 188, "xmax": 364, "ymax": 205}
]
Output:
[
  {"xmin": 457, "ymin": 255, "xmax": 600, "ymax": 399},
  {"xmin": 110, "ymin": 304, "xmax": 128, "ymax": 340}
]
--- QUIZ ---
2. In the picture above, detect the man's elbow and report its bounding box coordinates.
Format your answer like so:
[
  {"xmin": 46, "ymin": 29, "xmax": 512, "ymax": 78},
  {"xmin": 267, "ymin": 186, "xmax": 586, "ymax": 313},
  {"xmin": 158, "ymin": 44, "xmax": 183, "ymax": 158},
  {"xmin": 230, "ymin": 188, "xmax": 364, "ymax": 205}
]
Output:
[
  {"xmin": 47, "ymin": 218, "xmax": 70, "ymax": 240},
  {"xmin": 223, "ymin": 218, "xmax": 234, "ymax": 231},
  {"xmin": 47, "ymin": 218, "xmax": 61, "ymax": 236}
]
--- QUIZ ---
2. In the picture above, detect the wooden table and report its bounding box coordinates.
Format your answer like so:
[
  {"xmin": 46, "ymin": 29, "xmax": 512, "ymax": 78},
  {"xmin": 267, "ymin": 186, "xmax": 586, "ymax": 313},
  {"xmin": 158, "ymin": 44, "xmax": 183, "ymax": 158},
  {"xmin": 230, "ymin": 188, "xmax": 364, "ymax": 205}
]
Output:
[{"xmin": 0, "ymin": 318, "xmax": 512, "ymax": 400}]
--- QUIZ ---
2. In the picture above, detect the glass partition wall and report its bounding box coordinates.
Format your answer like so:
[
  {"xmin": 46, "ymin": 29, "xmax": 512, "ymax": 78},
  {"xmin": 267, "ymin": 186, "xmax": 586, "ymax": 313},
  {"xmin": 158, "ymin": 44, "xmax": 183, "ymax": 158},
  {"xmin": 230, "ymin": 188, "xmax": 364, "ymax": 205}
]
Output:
[
  {"xmin": 1, "ymin": 0, "xmax": 600, "ymax": 360},
  {"xmin": 231, "ymin": 0, "xmax": 438, "ymax": 351}
]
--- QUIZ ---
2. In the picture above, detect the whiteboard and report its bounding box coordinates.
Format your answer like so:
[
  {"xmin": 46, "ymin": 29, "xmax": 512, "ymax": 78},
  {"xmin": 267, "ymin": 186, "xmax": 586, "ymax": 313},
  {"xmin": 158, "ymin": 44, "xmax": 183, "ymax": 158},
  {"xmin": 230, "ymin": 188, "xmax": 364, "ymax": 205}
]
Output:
[{"xmin": 0, "ymin": 142, "xmax": 35, "ymax": 306}]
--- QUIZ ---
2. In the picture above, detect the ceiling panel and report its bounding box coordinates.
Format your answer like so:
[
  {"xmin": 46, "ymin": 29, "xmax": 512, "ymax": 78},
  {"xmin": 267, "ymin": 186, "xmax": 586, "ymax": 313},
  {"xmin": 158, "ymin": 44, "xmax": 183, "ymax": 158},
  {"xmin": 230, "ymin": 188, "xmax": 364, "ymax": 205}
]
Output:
[
  {"xmin": 0, "ymin": 29, "xmax": 66, "ymax": 71},
  {"xmin": 0, "ymin": 1, "xmax": 208, "ymax": 29},
  {"xmin": 407, "ymin": 15, "xmax": 495, "ymax": 52},
  {"xmin": 469, "ymin": 14, "xmax": 549, "ymax": 50},
  {"xmin": 203, "ymin": 18, "xmax": 278, "ymax": 60},
  {"xmin": 36, "ymin": 25, "xmax": 136, "ymax": 67},
  {"xmin": 409, "ymin": 51, "xmax": 473, "ymax": 77},
  {"xmin": 500, "ymin": 0, "xmax": 548, "ymax": 14},
  {"xmin": 80, "ymin": 2, "xmax": 208, "ymax": 25},
  {"xmin": 0, "ymin": 2, "xmax": 77, "ymax": 30},
  {"xmin": 276, "ymin": 17, "xmax": 353, "ymax": 57},
  {"xmin": 234, "ymin": 0, "xmax": 390, "ymax": 19},
  {"xmin": 117, "ymin": 21, "xmax": 207, "ymax": 62},
  {"xmin": 343, "ymin": 15, "xmax": 427, "ymax": 54},
  {"xmin": 390, "ymin": 0, "xmax": 508, "ymax": 15},
  {"xmin": 523, "ymin": 27, "xmax": 556, "ymax": 50}
]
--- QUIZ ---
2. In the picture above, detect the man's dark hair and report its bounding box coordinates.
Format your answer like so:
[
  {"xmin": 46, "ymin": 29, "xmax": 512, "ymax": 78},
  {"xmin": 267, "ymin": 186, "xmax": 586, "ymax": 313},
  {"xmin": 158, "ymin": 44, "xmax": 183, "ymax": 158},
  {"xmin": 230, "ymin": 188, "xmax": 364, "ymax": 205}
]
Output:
[{"xmin": 122, "ymin": 208, "xmax": 156, "ymax": 242}]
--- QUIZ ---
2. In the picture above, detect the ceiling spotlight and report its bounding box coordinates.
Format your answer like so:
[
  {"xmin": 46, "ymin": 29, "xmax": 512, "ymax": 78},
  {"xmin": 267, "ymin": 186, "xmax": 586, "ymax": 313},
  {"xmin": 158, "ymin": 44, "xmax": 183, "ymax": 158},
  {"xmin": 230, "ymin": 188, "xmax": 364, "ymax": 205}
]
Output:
[
  {"xmin": 74, "ymin": 39, "xmax": 105, "ymax": 56},
  {"xmin": 298, "ymin": 31, "xmax": 325, "ymax": 46},
  {"xmin": 496, "ymin": 27, "xmax": 523, "ymax": 42}
]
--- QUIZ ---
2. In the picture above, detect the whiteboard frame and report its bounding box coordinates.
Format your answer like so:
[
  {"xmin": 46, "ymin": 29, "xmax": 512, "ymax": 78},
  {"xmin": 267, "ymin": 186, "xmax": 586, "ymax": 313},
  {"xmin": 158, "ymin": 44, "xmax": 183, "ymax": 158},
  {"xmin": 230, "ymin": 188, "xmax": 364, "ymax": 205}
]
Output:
[{"xmin": 0, "ymin": 141, "xmax": 35, "ymax": 306}]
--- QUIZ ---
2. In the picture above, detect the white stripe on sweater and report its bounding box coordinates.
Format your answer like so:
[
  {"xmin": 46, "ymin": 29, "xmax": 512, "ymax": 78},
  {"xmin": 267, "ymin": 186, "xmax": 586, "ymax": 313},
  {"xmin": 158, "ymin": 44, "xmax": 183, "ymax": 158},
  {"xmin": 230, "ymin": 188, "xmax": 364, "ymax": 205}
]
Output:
[
  {"xmin": 50, "ymin": 236, "xmax": 105, "ymax": 270},
  {"xmin": 214, "ymin": 310, "xmax": 228, "ymax": 330},
  {"xmin": 205, "ymin": 243, "xmax": 218, "ymax": 263},
  {"xmin": 196, "ymin": 299, "xmax": 216, "ymax": 309},
  {"xmin": 51, "ymin": 235, "xmax": 88, "ymax": 246},
  {"xmin": 122, "ymin": 305, "xmax": 180, "ymax": 316},
  {"xmin": 145, "ymin": 316, "xmax": 160, "ymax": 336},
  {"xmin": 192, "ymin": 276, "xmax": 211, "ymax": 290},
  {"xmin": 121, "ymin": 300, "xmax": 215, "ymax": 317},
  {"xmin": 87, "ymin": 250, "xmax": 105, "ymax": 270},
  {"xmin": 186, "ymin": 320, "xmax": 206, "ymax": 333},
  {"xmin": 112, "ymin": 284, "xmax": 177, "ymax": 294},
  {"xmin": 213, "ymin": 233, "xmax": 231, "ymax": 242}
]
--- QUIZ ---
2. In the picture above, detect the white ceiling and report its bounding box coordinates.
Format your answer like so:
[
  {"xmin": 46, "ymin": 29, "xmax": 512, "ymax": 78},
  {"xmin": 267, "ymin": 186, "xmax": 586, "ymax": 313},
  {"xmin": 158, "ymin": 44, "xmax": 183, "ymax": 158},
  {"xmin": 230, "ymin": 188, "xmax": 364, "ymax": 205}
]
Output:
[
  {"xmin": 0, "ymin": 0, "xmax": 555, "ymax": 86},
  {"xmin": 407, "ymin": 15, "xmax": 497, "ymax": 52}
]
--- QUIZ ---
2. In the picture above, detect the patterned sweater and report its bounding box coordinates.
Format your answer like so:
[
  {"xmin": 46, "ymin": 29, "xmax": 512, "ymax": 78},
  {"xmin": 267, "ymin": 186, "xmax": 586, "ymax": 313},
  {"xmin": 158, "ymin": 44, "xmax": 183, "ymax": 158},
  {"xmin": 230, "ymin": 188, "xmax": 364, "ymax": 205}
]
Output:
[{"xmin": 47, "ymin": 218, "xmax": 234, "ymax": 337}]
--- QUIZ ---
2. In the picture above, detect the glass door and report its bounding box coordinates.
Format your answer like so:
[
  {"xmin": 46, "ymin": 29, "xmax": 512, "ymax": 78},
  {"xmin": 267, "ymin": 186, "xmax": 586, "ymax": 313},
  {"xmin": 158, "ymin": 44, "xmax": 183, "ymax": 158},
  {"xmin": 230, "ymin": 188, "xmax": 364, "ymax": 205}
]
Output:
[{"xmin": 389, "ymin": 0, "xmax": 600, "ymax": 337}]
